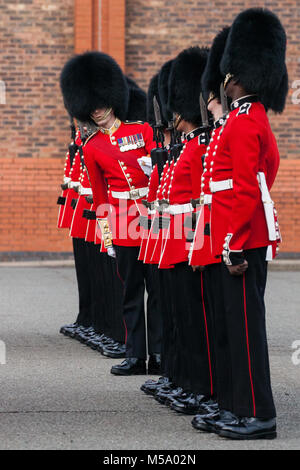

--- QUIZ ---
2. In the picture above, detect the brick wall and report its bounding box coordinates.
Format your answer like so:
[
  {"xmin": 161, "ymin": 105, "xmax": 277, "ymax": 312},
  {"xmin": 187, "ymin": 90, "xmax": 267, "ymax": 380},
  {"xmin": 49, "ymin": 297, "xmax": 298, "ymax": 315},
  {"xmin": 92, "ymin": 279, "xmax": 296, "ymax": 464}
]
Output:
[
  {"xmin": 0, "ymin": 0, "xmax": 74, "ymax": 160},
  {"xmin": 271, "ymin": 161, "xmax": 300, "ymax": 253},
  {"xmin": 0, "ymin": 158, "xmax": 72, "ymax": 255},
  {"xmin": 0, "ymin": 0, "xmax": 74, "ymax": 257}
]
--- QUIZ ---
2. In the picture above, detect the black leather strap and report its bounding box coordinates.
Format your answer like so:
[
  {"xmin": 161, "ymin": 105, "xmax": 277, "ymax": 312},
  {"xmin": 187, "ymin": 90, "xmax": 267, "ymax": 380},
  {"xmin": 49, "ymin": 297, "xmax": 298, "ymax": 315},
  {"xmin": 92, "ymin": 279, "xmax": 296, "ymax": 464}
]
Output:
[{"xmin": 57, "ymin": 196, "xmax": 66, "ymax": 206}]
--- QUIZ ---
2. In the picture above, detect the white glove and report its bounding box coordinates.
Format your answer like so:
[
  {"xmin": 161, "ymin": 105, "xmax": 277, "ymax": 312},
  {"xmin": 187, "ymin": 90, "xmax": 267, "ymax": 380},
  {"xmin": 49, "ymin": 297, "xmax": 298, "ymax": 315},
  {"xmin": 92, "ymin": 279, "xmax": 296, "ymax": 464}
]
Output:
[
  {"xmin": 138, "ymin": 156, "xmax": 152, "ymax": 177},
  {"xmin": 107, "ymin": 246, "xmax": 116, "ymax": 258}
]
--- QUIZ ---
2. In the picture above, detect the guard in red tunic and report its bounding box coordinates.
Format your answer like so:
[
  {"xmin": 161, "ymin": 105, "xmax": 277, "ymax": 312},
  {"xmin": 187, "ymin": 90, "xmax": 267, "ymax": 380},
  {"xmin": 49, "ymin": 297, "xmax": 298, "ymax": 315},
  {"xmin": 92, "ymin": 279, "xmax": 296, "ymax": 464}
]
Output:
[
  {"xmin": 60, "ymin": 52, "xmax": 162, "ymax": 376},
  {"xmin": 192, "ymin": 9, "xmax": 288, "ymax": 440},
  {"xmin": 140, "ymin": 67, "xmax": 176, "ymax": 396},
  {"xmin": 139, "ymin": 73, "xmax": 164, "ymax": 263},
  {"xmin": 152, "ymin": 47, "xmax": 216, "ymax": 414},
  {"xmin": 57, "ymin": 118, "xmax": 76, "ymax": 229},
  {"xmin": 59, "ymin": 129, "xmax": 81, "ymax": 230},
  {"xmin": 59, "ymin": 126, "xmax": 97, "ymax": 337},
  {"xmin": 188, "ymin": 27, "xmax": 232, "ymax": 424},
  {"xmin": 96, "ymin": 76, "xmax": 150, "ymax": 359}
]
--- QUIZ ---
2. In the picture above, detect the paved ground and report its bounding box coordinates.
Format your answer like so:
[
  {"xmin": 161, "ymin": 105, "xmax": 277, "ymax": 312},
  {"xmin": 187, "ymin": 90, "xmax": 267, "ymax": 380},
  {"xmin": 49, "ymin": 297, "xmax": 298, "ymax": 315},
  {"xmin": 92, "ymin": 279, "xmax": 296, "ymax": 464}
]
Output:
[{"xmin": 0, "ymin": 266, "xmax": 299, "ymax": 450}]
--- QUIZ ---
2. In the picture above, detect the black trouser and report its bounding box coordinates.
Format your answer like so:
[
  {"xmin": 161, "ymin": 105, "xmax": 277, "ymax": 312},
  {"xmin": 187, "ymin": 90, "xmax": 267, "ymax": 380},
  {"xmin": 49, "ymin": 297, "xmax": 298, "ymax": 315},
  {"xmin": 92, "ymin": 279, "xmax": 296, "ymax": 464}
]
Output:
[
  {"xmin": 73, "ymin": 238, "xmax": 93, "ymax": 327},
  {"xmin": 158, "ymin": 268, "xmax": 176, "ymax": 380},
  {"xmin": 87, "ymin": 243, "xmax": 125, "ymax": 343},
  {"xmin": 206, "ymin": 248, "xmax": 276, "ymax": 419},
  {"xmin": 115, "ymin": 245, "xmax": 162, "ymax": 360},
  {"xmin": 205, "ymin": 262, "xmax": 232, "ymax": 410},
  {"xmin": 107, "ymin": 256, "xmax": 126, "ymax": 343},
  {"xmin": 170, "ymin": 263, "xmax": 215, "ymax": 396},
  {"xmin": 87, "ymin": 243, "xmax": 107, "ymax": 335}
]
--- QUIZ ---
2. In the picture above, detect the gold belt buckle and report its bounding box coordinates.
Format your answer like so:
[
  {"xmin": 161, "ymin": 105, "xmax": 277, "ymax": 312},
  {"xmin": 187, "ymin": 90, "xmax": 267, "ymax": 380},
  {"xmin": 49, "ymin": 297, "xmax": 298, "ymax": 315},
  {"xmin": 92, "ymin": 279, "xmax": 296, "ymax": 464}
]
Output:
[{"xmin": 200, "ymin": 195, "xmax": 205, "ymax": 205}]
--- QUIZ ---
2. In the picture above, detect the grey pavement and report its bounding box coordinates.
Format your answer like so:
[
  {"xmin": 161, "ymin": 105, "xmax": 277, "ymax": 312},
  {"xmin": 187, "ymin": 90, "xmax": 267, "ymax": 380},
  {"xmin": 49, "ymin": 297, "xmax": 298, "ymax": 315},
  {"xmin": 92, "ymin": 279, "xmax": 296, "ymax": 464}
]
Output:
[{"xmin": 0, "ymin": 266, "xmax": 299, "ymax": 450}]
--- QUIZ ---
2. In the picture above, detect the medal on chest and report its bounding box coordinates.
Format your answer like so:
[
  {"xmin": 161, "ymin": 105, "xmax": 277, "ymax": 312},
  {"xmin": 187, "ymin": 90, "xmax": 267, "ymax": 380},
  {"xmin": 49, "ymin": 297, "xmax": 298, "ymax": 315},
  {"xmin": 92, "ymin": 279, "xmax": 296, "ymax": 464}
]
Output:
[{"xmin": 117, "ymin": 133, "xmax": 145, "ymax": 152}]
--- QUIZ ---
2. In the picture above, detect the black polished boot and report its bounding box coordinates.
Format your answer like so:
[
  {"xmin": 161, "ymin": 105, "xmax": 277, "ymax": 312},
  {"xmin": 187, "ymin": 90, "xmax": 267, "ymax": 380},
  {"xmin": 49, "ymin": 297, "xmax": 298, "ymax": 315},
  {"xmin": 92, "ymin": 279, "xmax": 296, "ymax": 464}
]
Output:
[
  {"xmin": 155, "ymin": 385, "xmax": 180, "ymax": 405},
  {"xmin": 79, "ymin": 327, "xmax": 95, "ymax": 344},
  {"xmin": 219, "ymin": 417, "xmax": 277, "ymax": 440},
  {"xmin": 97, "ymin": 336, "xmax": 115, "ymax": 353},
  {"xmin": 71, "ymin": 325, "xmax": 87, "ymax": 340},
  {"xmin": 165, "ymin": 387, "xmax": 185, "ymax": 406},
  {"xmin": 102, "ymin": 342, "xmax": 126, "ymax": 359},
  {"xmin": 141, "ymin": 377, "xmax": 171, "ymax": 396},
  {"xmin": 111, "ymin": 358, "xmax": 146, "ymax": 376},
  {"xmin": 197, "ymin": 399, "xmax": 219, "ymax": 416},
  {"xmin": 171, "ymin": 393, "xmax": 210, "ymax": 415},
  {"xmin": 192, "ymin": 409, "xmax": 237, "ymax": 434},
  {"xmin": 86, "ymin": 334, "xmax": 104, "ymax": 350},
  {"xmin": 148, "ymin": 354, "xmax": 161, "ymax": 375},
  {"xmin": 74, "ymin": 326, "xmax": 92, "ymax": 342},
  {"xmin": 59, "ymin": 322, "xmax": 79, "ymax": 336}
]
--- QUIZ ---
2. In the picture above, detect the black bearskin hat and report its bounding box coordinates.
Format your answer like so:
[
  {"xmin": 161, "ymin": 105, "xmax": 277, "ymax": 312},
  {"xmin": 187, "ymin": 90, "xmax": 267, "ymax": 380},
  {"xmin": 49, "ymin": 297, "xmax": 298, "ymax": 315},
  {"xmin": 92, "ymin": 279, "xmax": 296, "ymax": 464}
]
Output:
[
  {"xmin": 60, "ymin": 51, "xmax": 129, "ymax": 123},
  {"xmin": 202, "ymin": 27, "xmax": 231, "ymax": 102},
  {"xmin": 126, "ymin": 77, "xmax": 147, "ymax": 122},
  {"xmin": 220, "ymin": 8, "xmax": 288, "ymax": 113},
  {"xmin": 168, "ymin": 47, "xmax": 209, "ymax": 124},
  {"xmin": 158, "ymin": 60, "xmax": 174, "ymax": 124}
]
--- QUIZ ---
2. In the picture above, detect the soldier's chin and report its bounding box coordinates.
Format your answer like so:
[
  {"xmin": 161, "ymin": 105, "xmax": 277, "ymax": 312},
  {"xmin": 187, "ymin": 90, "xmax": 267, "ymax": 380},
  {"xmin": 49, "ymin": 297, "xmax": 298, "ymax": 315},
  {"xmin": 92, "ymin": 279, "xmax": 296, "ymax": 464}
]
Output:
[{"xmin": 94, "ymin": 117, "xmax": 108, "ymax": 126}]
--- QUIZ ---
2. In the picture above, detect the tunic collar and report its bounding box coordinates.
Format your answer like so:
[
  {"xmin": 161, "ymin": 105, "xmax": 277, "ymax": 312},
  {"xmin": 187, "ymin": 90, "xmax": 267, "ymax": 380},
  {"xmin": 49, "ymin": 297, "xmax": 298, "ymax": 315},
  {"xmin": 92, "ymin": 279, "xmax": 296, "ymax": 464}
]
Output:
[{"xmin": 230, "ymin": 95, "xmax": 259, "ymax": 111}]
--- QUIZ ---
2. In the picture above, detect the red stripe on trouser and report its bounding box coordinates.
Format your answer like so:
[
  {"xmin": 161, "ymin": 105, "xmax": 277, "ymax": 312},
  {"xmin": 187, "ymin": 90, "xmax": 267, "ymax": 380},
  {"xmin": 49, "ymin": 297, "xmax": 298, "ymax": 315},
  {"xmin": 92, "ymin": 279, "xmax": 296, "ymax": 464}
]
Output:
[
  {"xmin": 116, "ymin": 265, "xmax": 128, "ymax": 345},
  {"xmin": 200, "ymin": 272, "xmax": 214, "ymax": 396},
  {"xmin": 243, "ymin": 273, "xmax": 256, "ymax": 417}
]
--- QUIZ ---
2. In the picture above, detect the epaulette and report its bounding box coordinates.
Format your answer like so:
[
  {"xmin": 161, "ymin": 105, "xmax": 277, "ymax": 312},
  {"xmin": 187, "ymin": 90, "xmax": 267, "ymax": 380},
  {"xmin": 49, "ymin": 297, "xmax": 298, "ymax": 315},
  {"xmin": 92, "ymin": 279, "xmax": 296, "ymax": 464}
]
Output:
[
  {"xmin": 124, "ymin": 120, "xmax": 145, "ymax": 125},
  {"xmin": 236, "ymin": 103, "xmax": 252, "ymax": 116},
  {"xmin": 198, "ymin": 132, "xmax": 210, "ymax": 146}
]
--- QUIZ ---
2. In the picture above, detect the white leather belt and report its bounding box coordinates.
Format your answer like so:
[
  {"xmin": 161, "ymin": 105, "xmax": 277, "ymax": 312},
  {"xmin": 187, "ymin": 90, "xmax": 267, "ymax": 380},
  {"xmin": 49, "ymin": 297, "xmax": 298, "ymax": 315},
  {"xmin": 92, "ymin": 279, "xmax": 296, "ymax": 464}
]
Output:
[
  {"xmin": 79, "ymin": 187, "xmax": 93, "ymax": 196},
  {"xmin": 166, "ymin": 203, "xmax": 193, "ymax": 215},
  {"xmin": 111, "ymin": 187, "xmax": 149, "ymax": 200},
  {"xmin": 64, "ymin": 176, "xmax": 71, "ymax": 184},
  {"xmin": 199, "ymin": 194, "xmax": 212, "ymax": 205},
  {"xmin": 68, "ymin": 181, "xmax": 80, "ymax": 189},
  {"xmin": 210, "ymin": 179, "xmax": 233, "ymax": 193},
  {"xmin": 257, "ymin": 172, "xmax": 277, "ymax": 241}
]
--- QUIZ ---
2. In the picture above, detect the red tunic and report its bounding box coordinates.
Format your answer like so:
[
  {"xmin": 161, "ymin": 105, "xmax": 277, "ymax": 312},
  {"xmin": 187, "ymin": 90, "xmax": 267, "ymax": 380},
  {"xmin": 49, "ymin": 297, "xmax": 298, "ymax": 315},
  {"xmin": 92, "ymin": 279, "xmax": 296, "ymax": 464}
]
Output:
[
  {"xmin": 85, "ymin": 202, "xmax": 97, "ymax": 243},
  {"xmin": 159, "ymin": 132, "xmax": 207, "ymax": 267},
  {"xmin": 83, "ymin": 121, "xmax": 155, "ymax": 247},
  {"xmin": 70, "ymin": 164, "xmax": 92, "ymax": 239},
  {"xmin": 59, "ymin": 146, "xmax": 81, "ymax": 230},
  {"xmin": 143, "ymin": 160, "xmax": 172, "ymax": 265},
  {"xmin": 57, "ymin": 150, "xmax": 71, "ymax": 229},
  {"xmin": 209, "ymin": 98, "xmax": 280, "ymax": 257},
  {"xmin": 189, "ymin": 120, "xmax": 225, "ymax": 267},
  {"xmin": 138, "ymin": 164, "xmax": 159, "ymax": 261}
]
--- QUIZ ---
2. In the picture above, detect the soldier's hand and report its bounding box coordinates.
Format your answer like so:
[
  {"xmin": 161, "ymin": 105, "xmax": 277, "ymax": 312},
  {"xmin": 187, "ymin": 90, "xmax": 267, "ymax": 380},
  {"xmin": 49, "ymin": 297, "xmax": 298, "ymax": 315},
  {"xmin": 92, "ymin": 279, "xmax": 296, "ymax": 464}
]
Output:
[
  {"xmin": 107, "ymin": 246, "xmax": 116, "ymax": 258},
  {"xmin": 227, "ymin": 260, "xmax": 248, "ymax": 276},
  {"xmin": 191, "ymin": 265, "xmax": 205, "ymax": 272},
  {"xmin": 61, "ymin": 183, "xmax": 68, "ymax": 190}
]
